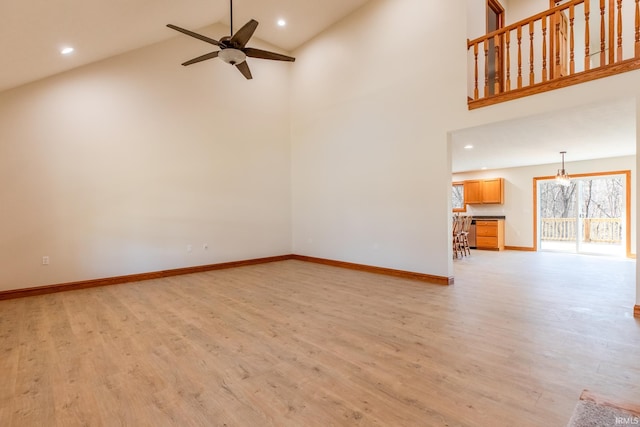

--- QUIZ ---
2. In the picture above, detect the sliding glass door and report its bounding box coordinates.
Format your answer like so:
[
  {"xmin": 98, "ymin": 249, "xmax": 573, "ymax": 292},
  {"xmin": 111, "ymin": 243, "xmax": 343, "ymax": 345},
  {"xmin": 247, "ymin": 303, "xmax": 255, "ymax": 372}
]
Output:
[{"xmin": 538, "ymin": 173, "xmax": 626, "ymax": 256}]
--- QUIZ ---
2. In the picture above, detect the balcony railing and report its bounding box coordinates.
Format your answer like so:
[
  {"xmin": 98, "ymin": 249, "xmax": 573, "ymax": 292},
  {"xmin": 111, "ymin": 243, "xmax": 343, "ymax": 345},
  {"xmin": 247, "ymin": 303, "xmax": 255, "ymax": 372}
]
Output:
[
  {"xmin": 467, "ymin": 0, "xmax": 640, "ymax": 109},
  {"xmin": 541, "ymin": 217, "xmax": 623, "ymax": 243}
]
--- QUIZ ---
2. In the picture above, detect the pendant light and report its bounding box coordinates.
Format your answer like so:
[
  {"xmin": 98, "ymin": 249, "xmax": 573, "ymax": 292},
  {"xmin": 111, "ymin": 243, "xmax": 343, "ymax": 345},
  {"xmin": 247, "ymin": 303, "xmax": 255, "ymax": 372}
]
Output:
[{"xmin": 555, "ymin": 151, "xmax": 571, "ymax": 186}]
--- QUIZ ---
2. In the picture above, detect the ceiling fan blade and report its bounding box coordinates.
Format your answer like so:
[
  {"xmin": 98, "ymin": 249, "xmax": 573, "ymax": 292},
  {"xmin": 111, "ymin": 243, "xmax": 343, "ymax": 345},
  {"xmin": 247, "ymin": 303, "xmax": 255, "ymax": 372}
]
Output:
[
  {"xmin": 167, "ymin": 24, "xmax": 221, "ymax": 47},
  {"xmin": 181, "ymin": 51, "xmax": 219, "ymax": 66},
  {"xmin": 230, "ymin": 19, "xmax": 259, "ymax": 48},
  {"xmin": 243, "ymin": 48, "xmax": 295, "ymax": 62},
  {"xmin": 235, "ymin": 61, "xmax": 253, "ymax": 80}
]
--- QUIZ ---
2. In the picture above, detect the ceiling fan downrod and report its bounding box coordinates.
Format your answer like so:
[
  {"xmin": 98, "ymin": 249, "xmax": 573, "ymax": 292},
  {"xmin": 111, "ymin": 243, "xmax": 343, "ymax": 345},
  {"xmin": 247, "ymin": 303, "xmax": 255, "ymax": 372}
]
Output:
[{"xmin": 229, "ymin": 0, "xmax": 234, "ymax": 37}]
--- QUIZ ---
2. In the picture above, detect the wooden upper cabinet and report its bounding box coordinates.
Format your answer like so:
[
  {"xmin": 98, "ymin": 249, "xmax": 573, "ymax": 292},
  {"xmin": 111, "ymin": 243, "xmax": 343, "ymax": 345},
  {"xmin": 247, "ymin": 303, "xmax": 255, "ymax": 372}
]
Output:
[
  {"xmin": 463, "ymin": 180, "xmax": 482, "ymax": 204},
  {"xmin": 481, "ymin": 178, "xmax": 504, "ymax": 204},
  {"xmin": 463, "ymin": 178, "xmax": 504, "ymax": 204}
]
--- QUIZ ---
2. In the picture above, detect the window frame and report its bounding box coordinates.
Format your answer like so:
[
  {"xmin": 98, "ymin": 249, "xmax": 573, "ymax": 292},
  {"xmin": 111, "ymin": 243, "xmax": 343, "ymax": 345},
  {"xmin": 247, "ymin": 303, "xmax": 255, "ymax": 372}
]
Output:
[{"xmin": 452, "ymin": 181, "xmax": 467, "ymax": 212}]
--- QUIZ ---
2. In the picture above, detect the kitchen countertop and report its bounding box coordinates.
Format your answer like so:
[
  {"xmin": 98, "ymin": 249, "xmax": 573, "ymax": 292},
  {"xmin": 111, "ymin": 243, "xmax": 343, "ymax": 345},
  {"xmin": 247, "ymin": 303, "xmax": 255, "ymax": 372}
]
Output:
[{"xmin": 472, "ymin": 216, "xmax": 505, "ymax": 220}]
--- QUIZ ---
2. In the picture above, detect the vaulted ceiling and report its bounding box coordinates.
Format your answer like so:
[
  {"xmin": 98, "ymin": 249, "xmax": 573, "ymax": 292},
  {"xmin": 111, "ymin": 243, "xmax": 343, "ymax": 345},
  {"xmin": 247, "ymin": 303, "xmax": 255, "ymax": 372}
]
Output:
[
  {"xmin": 1, "ymin": 0, "xmax": 370, "ymax": 93},
  {"xmin": 3, "ymin": 0, "xmax": 636, "ymax": 172}
]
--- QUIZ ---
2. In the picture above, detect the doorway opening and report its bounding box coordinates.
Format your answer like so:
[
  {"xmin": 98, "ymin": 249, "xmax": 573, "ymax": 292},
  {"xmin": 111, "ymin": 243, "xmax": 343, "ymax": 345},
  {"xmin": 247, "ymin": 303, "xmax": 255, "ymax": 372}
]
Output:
[{"xmin": 535, "ymin": 171, "xmax": 631, "ymax": 257}]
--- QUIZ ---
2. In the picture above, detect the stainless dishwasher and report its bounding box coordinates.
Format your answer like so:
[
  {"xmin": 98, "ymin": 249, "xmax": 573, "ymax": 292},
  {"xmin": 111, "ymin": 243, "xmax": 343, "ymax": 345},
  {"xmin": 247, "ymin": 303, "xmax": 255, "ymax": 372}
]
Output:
[{"xmin": 468, "ymin": 220, "xmax": 477, "ymax": 249}]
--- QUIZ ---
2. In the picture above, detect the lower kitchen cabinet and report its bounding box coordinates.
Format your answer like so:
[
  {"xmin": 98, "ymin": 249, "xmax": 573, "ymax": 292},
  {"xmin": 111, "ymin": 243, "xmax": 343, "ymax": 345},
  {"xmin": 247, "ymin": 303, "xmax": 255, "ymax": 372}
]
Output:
[{"xmin": 475, "ymin": 220, "xmax": 505, "ymax": 251}]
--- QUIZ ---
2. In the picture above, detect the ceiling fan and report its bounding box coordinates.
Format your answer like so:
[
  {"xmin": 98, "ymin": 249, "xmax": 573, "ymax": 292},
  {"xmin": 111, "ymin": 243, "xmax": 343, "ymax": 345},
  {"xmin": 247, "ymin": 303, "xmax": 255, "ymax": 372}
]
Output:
[{"xmin": 167, "ymin": 0, "xmax": 295, "ymax": 80}]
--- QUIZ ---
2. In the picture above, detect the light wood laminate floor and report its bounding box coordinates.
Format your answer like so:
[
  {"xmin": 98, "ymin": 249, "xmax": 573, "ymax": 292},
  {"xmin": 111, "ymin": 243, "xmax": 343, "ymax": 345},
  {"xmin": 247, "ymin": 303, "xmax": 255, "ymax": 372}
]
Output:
[{"xmin": 0, "ymin": 251, "xmax": 638, "ymax": 426}]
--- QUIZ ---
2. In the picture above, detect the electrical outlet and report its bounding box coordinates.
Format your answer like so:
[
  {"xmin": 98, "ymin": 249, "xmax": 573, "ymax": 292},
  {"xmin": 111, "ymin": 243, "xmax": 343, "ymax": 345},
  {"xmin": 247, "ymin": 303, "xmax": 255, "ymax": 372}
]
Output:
[
  {"xmin": 203, "ymin": 244, "xmax": 208, "ymax": 250},
  {"xmin": 187, "ymin": 244, "xmax": 192, "ymax": 253},
  {"xmin": 42, "ymin": 256, "xmax": 50, "ymax": 265}
]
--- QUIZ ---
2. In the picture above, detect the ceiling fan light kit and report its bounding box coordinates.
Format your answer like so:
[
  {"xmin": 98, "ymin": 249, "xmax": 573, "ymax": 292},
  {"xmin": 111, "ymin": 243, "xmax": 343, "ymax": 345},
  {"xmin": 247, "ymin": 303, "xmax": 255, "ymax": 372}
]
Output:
[
  {"xmin": 218, "ymin": 48, "xmax": 246, "ymax": 65},
  {"xmin": 167, "ymin": 0, "xmax": 295, "ymax": 79}
]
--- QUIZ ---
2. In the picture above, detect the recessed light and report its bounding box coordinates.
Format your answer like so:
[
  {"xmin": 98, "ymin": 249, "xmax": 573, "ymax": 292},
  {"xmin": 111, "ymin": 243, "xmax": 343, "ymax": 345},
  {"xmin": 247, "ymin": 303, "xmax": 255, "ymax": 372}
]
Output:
[
  {"xmin": 277, "ymin": 19, "xmax": 286, "ymax": 27},
  {"xmin": 481, "ymin": 167, "xmax": 488, "ymax": 170},
  {"xmin": 464, "ymin": 145, "xmax": 473, "ymax": 149},
  {"xmin": 61, "ymin": 47, "xmax": 75, "ymax": 55}
]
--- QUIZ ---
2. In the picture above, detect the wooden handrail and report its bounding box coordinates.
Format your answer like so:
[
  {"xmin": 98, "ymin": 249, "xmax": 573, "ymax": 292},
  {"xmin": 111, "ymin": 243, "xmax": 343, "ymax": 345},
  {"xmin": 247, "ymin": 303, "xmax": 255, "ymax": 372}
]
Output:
[
  {"xmin": 468, "ymin": 0, "xmax": 586, "ymax": 47},
  {"xmin": 467, "ymin": 0, "xmax": 640, "ymax": 108}
]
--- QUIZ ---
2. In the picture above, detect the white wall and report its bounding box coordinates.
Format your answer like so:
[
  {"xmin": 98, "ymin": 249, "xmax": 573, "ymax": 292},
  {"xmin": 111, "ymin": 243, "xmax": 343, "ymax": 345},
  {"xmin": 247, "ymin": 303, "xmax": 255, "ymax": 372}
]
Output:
[
  {"xmin": 453, "ymin": 156, "xmax": 636, "ymax": 252},
  {"xmin": 290, "ymin": 0, "xmax": 469, "ymax": 278},
  {"xmin": 0, "ymin": 24, "xmax": 293, "ymax": 291},
  {"xmin": 505, "ymin": 0, "xmax": 547, "ymax": 22},
  {"xmin": 637, "ymin": 98, "xmax": 640, "ymax": 307}
]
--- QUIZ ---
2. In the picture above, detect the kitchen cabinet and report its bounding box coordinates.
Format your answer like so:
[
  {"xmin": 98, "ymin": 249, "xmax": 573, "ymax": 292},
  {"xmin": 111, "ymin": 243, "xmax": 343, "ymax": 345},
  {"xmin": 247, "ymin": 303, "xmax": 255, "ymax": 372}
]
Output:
[
  {"xmin": 476, "ymin": 219, "xmax": 505, "ymax": 250},
  {"xmin": 463, "ymin": 178, "xmax": 504, "ymax": 204},
  {"xmin": 463, "ymin": 180, "xmax": 482, "ymax": 204}
]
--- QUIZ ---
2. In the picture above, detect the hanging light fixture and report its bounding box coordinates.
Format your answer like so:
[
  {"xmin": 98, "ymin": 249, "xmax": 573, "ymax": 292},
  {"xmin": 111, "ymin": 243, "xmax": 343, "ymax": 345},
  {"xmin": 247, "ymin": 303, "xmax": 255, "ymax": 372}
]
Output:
[{"xmin": 555, "ymin": 151, "xmax": 571, "ymax": 186}]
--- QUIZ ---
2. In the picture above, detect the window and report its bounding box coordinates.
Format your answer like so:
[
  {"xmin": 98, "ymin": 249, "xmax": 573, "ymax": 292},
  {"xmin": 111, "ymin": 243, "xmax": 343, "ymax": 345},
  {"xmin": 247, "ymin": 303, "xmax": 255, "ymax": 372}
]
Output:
[
  {"xmin": 452, "ymin": 182, "xmax": 466, "ymax": 212},
  {"xmin": 536, "ymin": 172, "xmax": 629, "ymax": 256}
]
